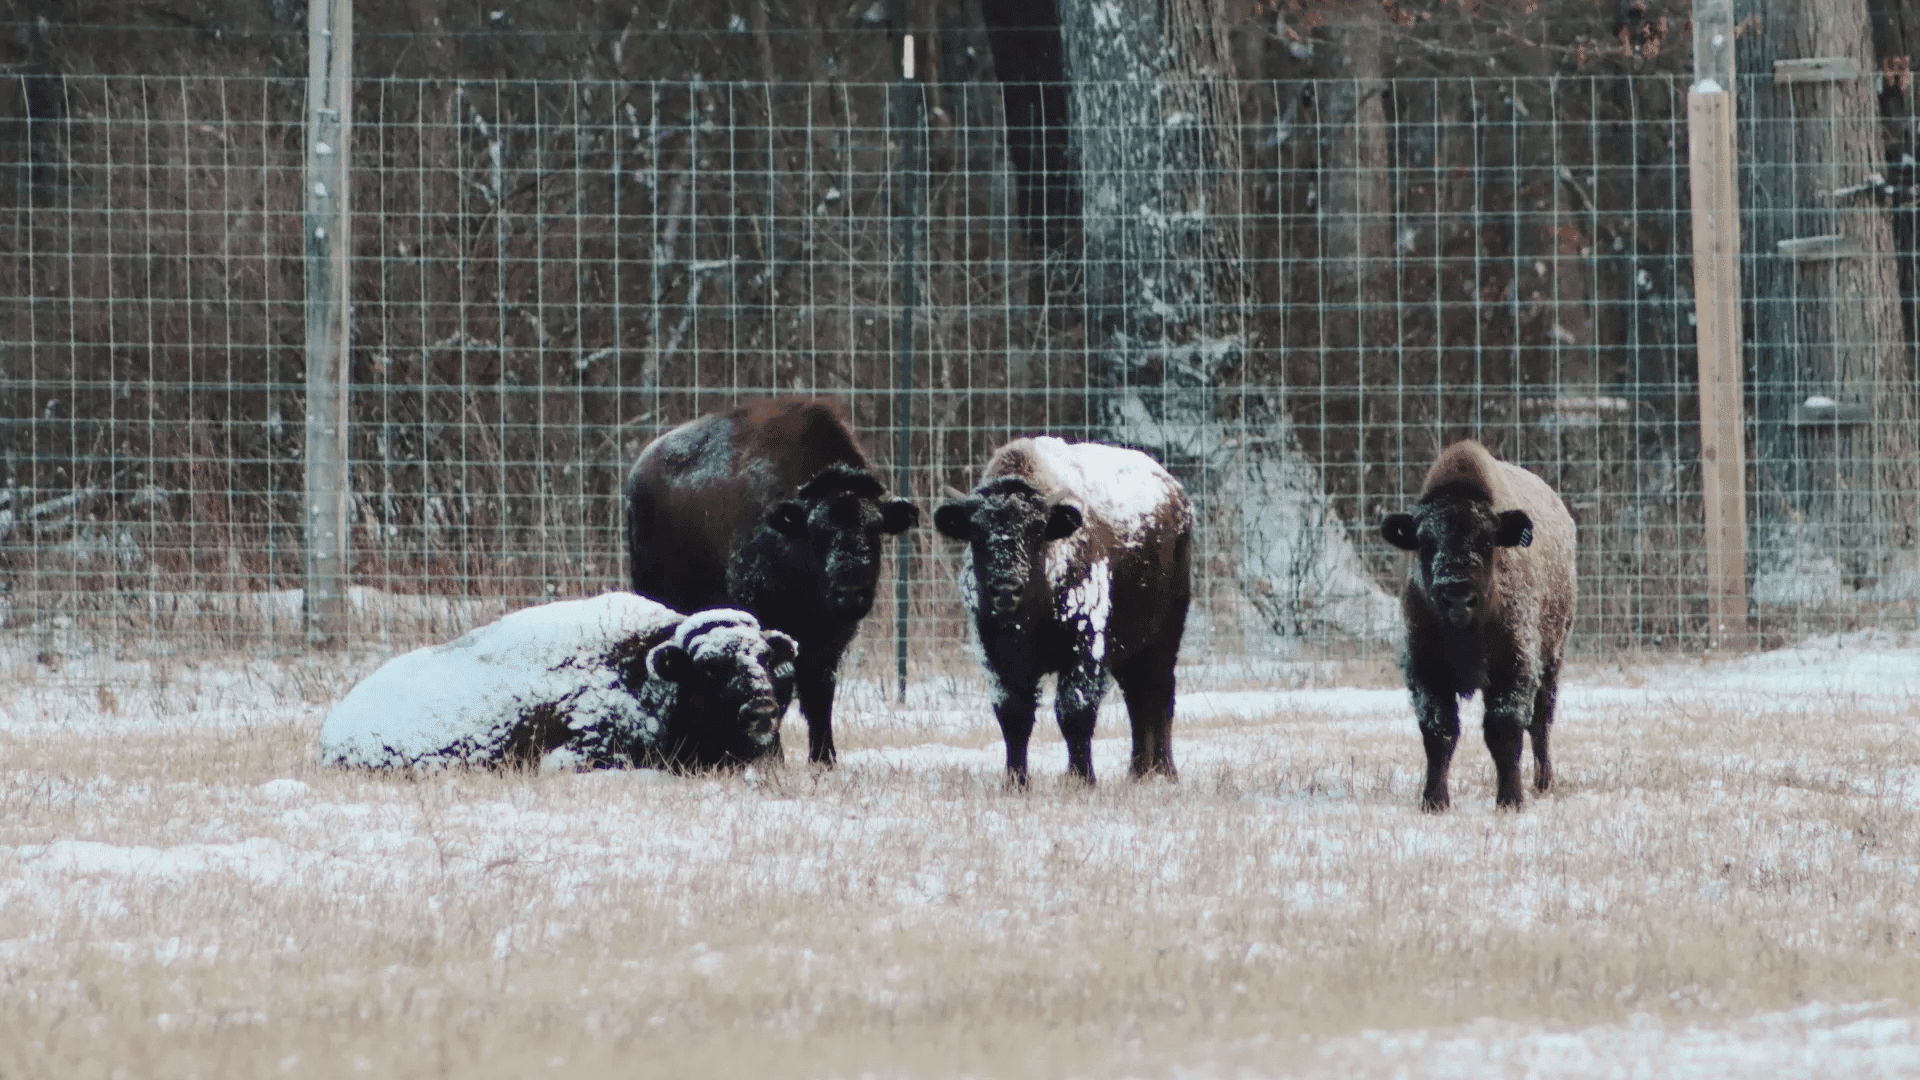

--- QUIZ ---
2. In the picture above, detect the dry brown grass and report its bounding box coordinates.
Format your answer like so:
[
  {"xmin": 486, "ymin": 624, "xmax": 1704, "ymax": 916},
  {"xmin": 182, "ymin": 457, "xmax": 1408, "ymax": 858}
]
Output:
[{"xmin": 2, "ymin": 642, "xmax": 1918, "ymax": 1078}]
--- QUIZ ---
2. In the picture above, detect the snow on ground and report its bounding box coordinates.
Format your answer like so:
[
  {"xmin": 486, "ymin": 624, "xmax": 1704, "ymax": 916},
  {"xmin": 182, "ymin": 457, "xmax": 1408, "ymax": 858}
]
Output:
[
  {"xmin": 1, "ymin": 627, "xmax": 1917, "ymax": 1077},
  {"xmin": 1287, "ymin": 1002, "xmax": 1920, "ymax": 1079}
]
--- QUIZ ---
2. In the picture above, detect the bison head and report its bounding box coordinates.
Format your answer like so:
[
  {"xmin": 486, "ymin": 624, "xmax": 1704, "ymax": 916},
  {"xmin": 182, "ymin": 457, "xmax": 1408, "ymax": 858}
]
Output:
[
  {"xmin": 766, "ymin": 465, "xmax": 918, "ymax": 617},
  {"xmin": 1383, "ymin": 487, "xmax": 1533, "ymax": 630},
  {"xmin": 646, "ymin": 609, "xmax": 799, "ymax": 756},
  {"xmin": 935, "ymin": 477, "xmax": 1083, "ymax": 629}
]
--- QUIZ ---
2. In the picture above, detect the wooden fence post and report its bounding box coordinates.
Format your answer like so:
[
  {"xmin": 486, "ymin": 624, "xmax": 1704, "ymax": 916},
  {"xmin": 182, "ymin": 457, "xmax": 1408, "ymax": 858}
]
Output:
[
  {"xmin": 1688, "ymin": 0, "xmax": 1750, "ymax": 647},
  {"xmin": 303, "ymin": 0, "xmax": 352, "ymax": 645}
]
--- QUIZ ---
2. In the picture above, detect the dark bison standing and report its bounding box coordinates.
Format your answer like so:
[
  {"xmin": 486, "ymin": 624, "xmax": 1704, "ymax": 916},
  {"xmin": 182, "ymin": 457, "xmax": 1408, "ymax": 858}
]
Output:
[
  {"xmin": 1381, "ymin": 440, "xmax": 1577, "ymax": 811},
  {"xmin": 624, "ymin": 399, "xmax": 918, "ymax": 764},
  {"xmin": 935, "ymin": 436, "xmax": 1192, "ymax": 783}
]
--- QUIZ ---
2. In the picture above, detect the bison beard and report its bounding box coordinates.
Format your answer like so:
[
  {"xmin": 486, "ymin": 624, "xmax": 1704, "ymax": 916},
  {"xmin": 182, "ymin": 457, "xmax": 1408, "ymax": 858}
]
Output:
[
  {"xmin": 1382, "ymin": 440, "xmax": 1577, "ymax": 811},
  {"xmin": 624, "ymin": 400, "xmax": 918, "ymax": 765}
]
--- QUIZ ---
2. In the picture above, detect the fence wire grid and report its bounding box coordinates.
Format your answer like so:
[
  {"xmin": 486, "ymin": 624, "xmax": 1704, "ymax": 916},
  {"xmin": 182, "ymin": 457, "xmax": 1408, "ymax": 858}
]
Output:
[{"xmin": 2, "ymin": 73, "xmax": 1916, "ymax": 681}]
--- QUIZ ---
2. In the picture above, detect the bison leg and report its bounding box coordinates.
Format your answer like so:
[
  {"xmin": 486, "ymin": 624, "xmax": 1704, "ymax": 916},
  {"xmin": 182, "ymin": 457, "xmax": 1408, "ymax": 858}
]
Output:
[
  {"xmin": 796, "ymin": 664, "xmax": 838, "ymax": 766},
  {"xmin": 1055, "ymin": 661, "xmax": 1110, "ymax": 784},
  {"xmin": 1412, "ymin": 684, "xmax": 1460, "ymax": 812},
  {"xmin": 1483, "ymin": 683, "xmax": 1534, "ymax": 809},
  {"xmin": 625, "ymin": 485, "xmax": 659, "ymax": 596},
  {"xmin": 1530, "ymin": 663, "xmax": 1558, "ymax": 793},
  {"xmin": 994, "ymin": 686, "xmax": 1039, "ymax": 785},
  {"xmin": 1115, "ymin": 633, "xmax": 1180, "ymax": 780}
]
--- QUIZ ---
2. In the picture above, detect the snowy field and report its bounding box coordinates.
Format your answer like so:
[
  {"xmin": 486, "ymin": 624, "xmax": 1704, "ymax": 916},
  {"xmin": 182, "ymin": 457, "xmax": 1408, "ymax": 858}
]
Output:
[{"xmin": 3, "ymin": 627, "xmax": 1919, "ymax": 1078}]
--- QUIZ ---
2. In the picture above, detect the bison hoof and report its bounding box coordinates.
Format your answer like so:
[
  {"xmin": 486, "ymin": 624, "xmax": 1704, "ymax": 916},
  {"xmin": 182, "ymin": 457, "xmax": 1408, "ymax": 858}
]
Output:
[
  {"xmin": 1496, "ymin": 793, "xmax": 1526, "ymax": 810},
  {"xmin": 1420, "ymin": 793, "xmax": 1450, "ymax": 813}
]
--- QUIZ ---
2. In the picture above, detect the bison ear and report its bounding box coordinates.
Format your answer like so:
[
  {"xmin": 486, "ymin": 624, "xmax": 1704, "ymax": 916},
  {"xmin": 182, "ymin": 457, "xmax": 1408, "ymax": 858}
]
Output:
[
  {"xmin": 881, "ymin": 498, "xmax": 919, "ymax": 535},
  {"xmin": 646, "ymin": 642, "xmax": 691, "ymax": 683},
  {"xmin": 768, "ymin": 501, "xmax": 810, "ymax": 539},
  {"xmin": 1496, "ymin": 509, "xmax": 1534, "ymax": 548},
  {"xmin": 1382, "ymin": 513, "xmax": 1419, "ymax": 551},
  {"xmin": 1044, "ymin": 503, "xmax": 1083, "ymax": 541},
  {"xmin": 933, "ymin": 500, "xmax": 976, "ymax": 540},
  {"xmin": 764, "ymin": 630, "xmax": 799, "ymax": 669}
]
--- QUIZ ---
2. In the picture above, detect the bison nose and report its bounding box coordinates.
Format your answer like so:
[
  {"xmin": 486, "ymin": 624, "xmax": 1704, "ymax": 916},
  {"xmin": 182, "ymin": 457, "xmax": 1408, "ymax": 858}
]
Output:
[
  {"xmin": 742, "ymin": 696, "xmax": 782, "ymax": 738},
  {"xmin": 989, "ymin": 583, "xmax": 1021, "ymax": 614},
  {"xmin": 1434, "ymin": 579, "xmax": 1475, "ymax": 607}
]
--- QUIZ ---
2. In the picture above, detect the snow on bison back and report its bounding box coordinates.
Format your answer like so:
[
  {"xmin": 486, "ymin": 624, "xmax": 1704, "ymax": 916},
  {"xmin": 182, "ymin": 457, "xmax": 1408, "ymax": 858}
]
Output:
[{"xmin": 319, "ymin": 593, "xmax": 797, "ymax": 772}]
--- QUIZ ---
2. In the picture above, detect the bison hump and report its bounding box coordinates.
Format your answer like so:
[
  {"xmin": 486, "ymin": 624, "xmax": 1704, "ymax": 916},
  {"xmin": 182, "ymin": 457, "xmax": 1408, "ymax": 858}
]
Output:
[
  {"xmin": 1419, "ymin": 440, "xmax": 1504, "ymax": 505},
  {"xmin": 1022, "ymin": 436, "xmax": 1190, "ymax": 540}
]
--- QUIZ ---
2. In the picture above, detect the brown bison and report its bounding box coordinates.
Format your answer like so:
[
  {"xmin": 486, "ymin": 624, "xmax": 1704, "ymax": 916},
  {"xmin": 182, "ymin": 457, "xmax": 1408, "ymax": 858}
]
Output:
[
  {"xmin": 934, "ymin": 436, "xmax": 1192, "ymax": 783},
  {"xmin": 624, "ymin": 399, "xmax": 918, "ymax": 765},
  {"xmin": 1381, "ymin": 440, "xmax": 1577, "ymax": 811}
]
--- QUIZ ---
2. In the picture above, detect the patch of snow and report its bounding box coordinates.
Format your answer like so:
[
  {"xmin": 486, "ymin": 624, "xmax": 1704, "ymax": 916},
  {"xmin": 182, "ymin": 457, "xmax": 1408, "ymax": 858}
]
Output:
[
  {"xmin": 670, "ymin": 608, "xmax": 787, "ymax": 672},
  {"xmin": 1234, "ymin": 442, "xmax": 1400, "ymax": 642},
  {"xmin": 17, "ymin": 838, "xmax": 315, "ymax": 888},
  {"xmin": 1024, "ymin": 435, "xmax": 1188, "ymax": 544},
  {"xmin": 1753, "ymin": 554, "xmax": 1849, "ymax": 608},
  {"xmin": 1296, "ymin": 1001, "xmax": 1920, "ymax": 1079},
  {"xmin": 1688, "ymin": 629, "xmax": 1920, "ymax": 701},
  {"xmin": 255, "ymin": 779, "xmax": 310, "ymax": 801},
  {"xmin": 1058, "ymin": 556, "xmax": 1113, "ymax": 662}
]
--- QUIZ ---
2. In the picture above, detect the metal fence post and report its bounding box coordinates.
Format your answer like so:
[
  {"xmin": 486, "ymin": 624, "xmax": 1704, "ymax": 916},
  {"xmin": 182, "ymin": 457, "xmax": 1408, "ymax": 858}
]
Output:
[
  {"xmin": 304, "ymin": 0, "xmax": 352, "ymax": 645},
  {"xmin": 893, "ymin": 35, "xmax": 921, "ymax": 702},
  {"xmin": 1687, "ymin": 0, "xmax": 1750, "ymax": 648}
]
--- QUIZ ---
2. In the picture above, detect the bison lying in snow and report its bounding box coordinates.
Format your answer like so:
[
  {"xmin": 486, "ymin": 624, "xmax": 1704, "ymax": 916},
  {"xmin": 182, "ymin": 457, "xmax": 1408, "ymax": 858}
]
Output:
[
  {"xmin": 1381, "ymin": 440, "xmax": 1577, "ymax": 811},
  {"xmin": 319, "ymin": 593, "xmax": 797, "ymax": 772},
  {"xmin": 935, "ymin": 436, "xmax": 1193, "ymax": 783},
  {"xmin": 624, "ymin": 399, "xmax": 918, "ymax": 766}
]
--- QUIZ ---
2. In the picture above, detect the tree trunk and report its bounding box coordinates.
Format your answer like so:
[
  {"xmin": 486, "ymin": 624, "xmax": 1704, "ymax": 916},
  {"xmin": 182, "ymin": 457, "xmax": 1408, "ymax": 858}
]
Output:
[
  {"xmin": 1319, "ymin": 5, "xmax": 1396, "ymax": 519},
  {"xmin": 1738, "ymin": 0, "xmax": 1919, "ymax": 608},
  {"xmin": 1322, "ymin": 4, "xmax": 1393, "ymax": 377},
  {"xmin": 1060, "ymin": 0, "xmax": 1395, "ymax": 641}
]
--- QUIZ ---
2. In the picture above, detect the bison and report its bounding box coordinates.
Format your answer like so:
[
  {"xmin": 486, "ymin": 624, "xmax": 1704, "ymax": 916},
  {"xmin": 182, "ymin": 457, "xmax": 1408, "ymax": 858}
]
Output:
[
  {"xmin": 624, "ymin": 399, "xmax": 918, "ymax": 765},
  {"xmin": 1381, "ymin": 440, "xmax": 1577, "ymax": 811},
  {"xmin": 934, "ymin": 436, "xmax": 1193, "ymax": 784},
  {"xmin": 319, "ymin": 593, "xmax": 797, "ymax": 772}
]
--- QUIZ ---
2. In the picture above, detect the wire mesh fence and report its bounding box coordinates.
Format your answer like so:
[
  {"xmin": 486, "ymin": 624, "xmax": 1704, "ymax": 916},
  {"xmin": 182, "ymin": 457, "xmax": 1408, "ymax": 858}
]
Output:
[{"xmin": 1, "ymin": 72, "xmax": 1915, "ymax": 684}]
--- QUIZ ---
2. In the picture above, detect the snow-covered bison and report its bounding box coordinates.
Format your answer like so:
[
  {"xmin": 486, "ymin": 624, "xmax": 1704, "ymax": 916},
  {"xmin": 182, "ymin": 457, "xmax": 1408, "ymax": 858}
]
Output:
[
  {"xmin": 624, "ymin": 399, "xmax": 918, "ymax": 766},
  {"xmin": 935, "ymin": 436, "xmax": 1193, "ymax": 784},
  {"xmin": 319, "ymin": 593, "xmax": 797, "ymax": 772},
  {"xmin": 1381, "ymin": 440, "xmax": 1577, "ymax": 811}
]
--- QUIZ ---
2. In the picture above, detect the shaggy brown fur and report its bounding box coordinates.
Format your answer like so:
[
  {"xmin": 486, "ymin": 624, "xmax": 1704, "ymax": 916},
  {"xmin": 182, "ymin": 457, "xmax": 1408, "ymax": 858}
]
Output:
[
  {"xmin": 1382, "ymin": 440, "xmax": 1577, "ymax": 810},
  {"xmin": 624, "ymin": 399, "xmax": 918, "ymax": 765},
  {"xmin": 935, "ymin": 437, "xmax": 1192, "ymax": 783}
]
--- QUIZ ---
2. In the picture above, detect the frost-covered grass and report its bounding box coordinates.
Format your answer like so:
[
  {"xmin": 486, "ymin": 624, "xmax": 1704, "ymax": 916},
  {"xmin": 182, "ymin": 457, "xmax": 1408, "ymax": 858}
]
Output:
[{"xmin": 2, "ymin": 631, "xmax": 1919, "ymax": 1078}]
